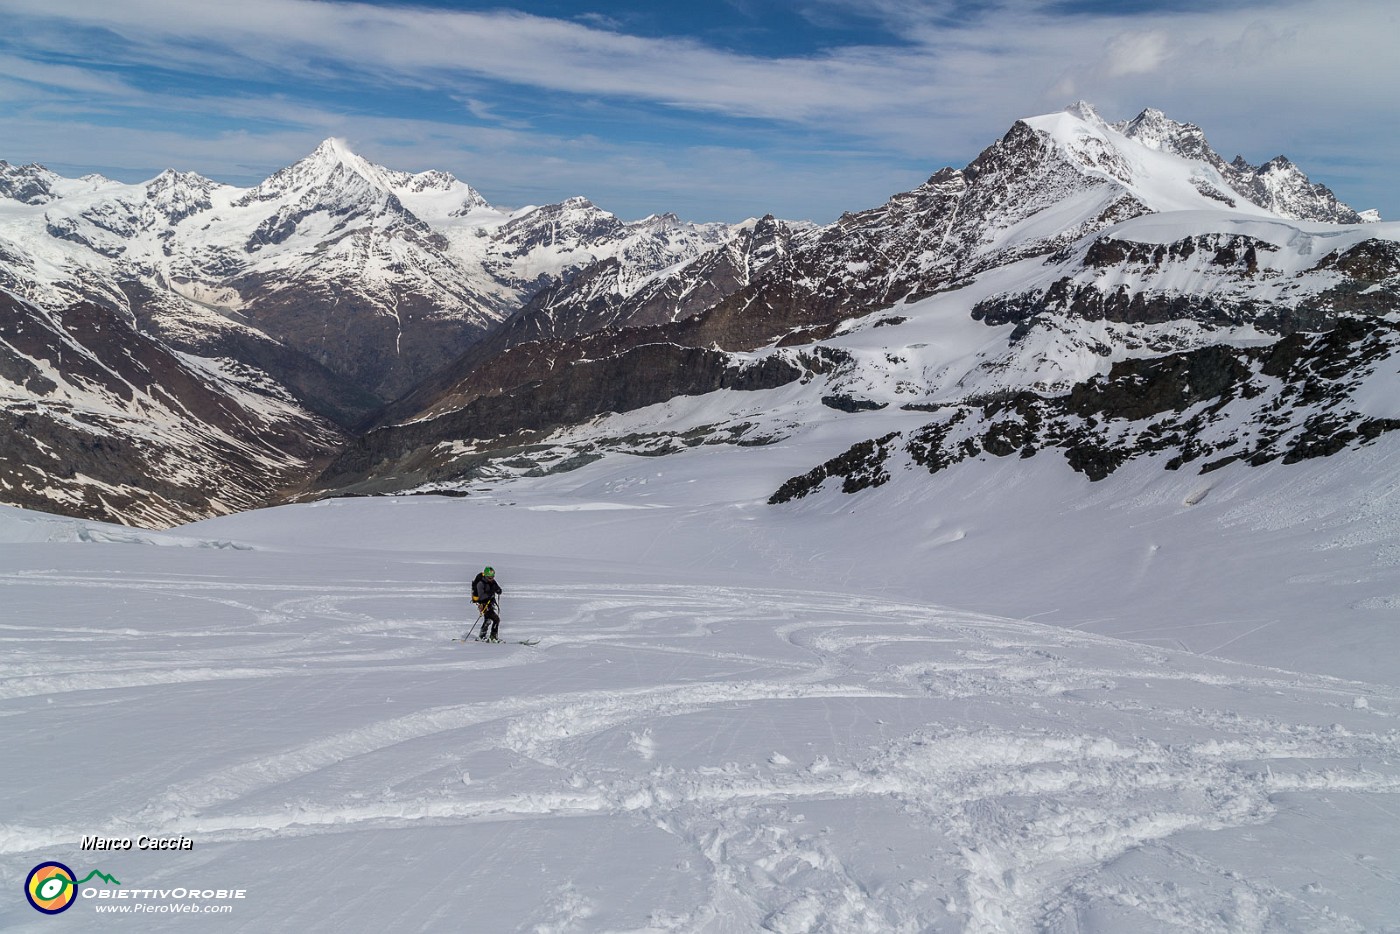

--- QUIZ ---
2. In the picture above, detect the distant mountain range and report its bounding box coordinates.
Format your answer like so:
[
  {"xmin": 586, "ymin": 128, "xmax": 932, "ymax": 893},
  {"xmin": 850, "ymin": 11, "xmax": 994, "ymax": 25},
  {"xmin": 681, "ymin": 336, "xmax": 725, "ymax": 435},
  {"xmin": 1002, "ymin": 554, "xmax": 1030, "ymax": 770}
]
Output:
[
  {"xmin": 1, "ymin": 103, "xmax": 1395, "ymax": 526},
  {"xmin": 0, "ymin": 139, "xmax": 735, "ymax": 522}
]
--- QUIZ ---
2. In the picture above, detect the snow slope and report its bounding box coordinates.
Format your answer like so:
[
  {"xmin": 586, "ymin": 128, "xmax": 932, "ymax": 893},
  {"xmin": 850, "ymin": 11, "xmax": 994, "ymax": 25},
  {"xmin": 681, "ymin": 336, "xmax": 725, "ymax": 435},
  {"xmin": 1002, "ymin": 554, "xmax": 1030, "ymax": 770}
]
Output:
[{"xmin": 4, "ymin": 438, "xmax": 1400, "ymax": 931}]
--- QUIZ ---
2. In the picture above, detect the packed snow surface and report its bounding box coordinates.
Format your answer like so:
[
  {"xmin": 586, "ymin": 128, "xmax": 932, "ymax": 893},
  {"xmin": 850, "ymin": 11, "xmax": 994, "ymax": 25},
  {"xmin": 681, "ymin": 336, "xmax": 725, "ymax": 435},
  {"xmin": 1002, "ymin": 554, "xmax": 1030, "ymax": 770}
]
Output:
[{"xmin": 4, "ymin": 442, "xmax": 1400, "ymax": 931}]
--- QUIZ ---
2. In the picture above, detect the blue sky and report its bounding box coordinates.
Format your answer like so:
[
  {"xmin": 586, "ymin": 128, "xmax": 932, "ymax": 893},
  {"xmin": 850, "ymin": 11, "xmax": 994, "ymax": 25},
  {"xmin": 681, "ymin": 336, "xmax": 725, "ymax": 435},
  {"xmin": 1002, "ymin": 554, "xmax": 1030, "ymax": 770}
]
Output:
[{"xmin": 0, "ymin": 0, "xmax": 1394, "ymax": 222}]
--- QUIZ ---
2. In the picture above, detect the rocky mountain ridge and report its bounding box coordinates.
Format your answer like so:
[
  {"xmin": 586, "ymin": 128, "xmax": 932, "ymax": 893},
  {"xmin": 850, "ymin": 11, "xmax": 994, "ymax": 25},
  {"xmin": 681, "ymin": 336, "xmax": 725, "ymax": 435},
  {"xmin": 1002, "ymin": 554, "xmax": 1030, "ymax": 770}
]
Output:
[
  {"xmin": 0, "ymin": 141, "xmax": 737, "ymax": 522},
  {"xmin": 0, "ymin": 290, "xmax": 339, "ymax": 525},
  {"xmin": 2, "ymin": 105, "xmax": 1395, "ymax": 525},
  {"xmin": 312, "ymin": 104, "xmax": 1394, "ymax": 500},
  {"xmin": 0, "ymin": 140, "xmax": 735, "ymax": 409},
  {"xmin": 1114, "ymin": 106, "xmax": 1366, "ymax": 223}
]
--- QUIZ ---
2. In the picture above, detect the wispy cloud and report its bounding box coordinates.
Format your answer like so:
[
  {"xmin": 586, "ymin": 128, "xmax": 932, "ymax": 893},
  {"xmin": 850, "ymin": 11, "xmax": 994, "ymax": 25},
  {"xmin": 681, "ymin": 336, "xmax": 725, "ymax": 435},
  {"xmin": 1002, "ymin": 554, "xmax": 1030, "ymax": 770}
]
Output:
[
  {"xmin": 2, "ymin": 0, "xmax": 911, "ymax": 119},
  {"xmin": 0, "ymin": 52, "xmax": 138, "ymax": 96},
  {"xmin": 0, "ymin": 0, "xmax": 1394, "ymax": 220}
]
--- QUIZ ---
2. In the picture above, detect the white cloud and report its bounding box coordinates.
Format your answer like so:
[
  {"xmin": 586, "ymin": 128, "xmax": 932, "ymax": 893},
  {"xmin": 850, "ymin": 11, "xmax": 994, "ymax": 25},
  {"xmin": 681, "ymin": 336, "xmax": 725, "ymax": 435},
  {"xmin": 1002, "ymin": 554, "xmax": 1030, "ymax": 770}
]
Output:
[
  {"xmin": 1103, "ymin": 31, "xmax": 1170, "ymax": 77},
  {"xmin": 4, "ymin": 0, "xmax": 1395, "ymax": 138},
  {"xmin": 0, "ymin": 52, "xmax": 137, "ymax": 96},
  {"xmin": 0, "ymin": 0, "xmax": 1394, "ymax": 220}
]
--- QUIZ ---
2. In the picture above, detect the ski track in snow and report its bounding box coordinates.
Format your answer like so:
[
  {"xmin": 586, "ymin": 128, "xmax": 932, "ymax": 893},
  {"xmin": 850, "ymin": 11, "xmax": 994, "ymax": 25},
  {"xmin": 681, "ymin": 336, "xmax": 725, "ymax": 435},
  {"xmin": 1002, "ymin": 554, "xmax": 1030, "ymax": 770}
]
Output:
[{"xmin": 4, "ymin": 574, "xmax": 1400, "ymax": 932}]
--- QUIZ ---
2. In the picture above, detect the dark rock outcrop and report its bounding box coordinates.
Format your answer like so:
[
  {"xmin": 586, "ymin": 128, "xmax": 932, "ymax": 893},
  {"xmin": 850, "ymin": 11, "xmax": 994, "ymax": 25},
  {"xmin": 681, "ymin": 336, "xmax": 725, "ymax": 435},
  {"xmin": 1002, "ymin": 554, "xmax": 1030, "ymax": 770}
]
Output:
[
  {"xmin": 315, "ymin": 344, "xmax": 804, "ymax": 493},
  {"xmin": 773, "ymin": 318, "xmax": 1400, "ymax": 500},
  {"xmin": 0, "ymin": 291, "xmax": 340, "ymax": 526}
]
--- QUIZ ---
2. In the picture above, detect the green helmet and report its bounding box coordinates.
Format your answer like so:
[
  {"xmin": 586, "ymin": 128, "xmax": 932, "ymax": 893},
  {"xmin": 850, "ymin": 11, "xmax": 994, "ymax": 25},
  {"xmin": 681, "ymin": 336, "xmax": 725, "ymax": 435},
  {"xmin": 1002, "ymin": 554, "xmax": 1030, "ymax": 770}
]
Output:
[{"xmin": 483, "ymin": 566, "xmax": 495, "ymax": 577}]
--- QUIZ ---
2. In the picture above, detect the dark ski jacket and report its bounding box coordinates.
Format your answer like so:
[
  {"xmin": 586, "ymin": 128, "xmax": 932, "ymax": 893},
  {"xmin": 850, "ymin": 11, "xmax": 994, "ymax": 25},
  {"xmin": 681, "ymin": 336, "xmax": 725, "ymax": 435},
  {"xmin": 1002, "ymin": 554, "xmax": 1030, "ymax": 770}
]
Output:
[{"xmin": 472, "ymin": 573, "xmax": 502, "ymax": 607}]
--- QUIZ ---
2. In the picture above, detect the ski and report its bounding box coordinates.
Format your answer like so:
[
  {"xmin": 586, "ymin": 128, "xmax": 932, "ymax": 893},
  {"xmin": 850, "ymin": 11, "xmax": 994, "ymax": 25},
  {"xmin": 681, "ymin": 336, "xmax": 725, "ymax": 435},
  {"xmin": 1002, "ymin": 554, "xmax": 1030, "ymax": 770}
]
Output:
[{"xmin": 453, "ymin": 637, "xmax": 539, "ymax": 646}]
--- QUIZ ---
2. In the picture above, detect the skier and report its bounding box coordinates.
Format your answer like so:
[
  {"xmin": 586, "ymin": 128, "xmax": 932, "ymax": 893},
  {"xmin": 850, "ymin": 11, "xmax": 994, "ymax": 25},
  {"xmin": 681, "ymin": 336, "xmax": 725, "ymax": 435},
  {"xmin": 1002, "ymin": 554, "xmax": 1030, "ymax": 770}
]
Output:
[{"xmin": 472, "ymin": 566, "xmax": 503, "ymax": 641}]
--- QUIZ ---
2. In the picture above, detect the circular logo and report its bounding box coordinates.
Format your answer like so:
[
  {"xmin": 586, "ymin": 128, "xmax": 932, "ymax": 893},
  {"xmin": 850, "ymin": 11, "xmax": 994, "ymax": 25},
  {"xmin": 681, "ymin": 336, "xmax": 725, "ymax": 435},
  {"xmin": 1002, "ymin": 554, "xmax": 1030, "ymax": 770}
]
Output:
[{"xmin": 25, "ymin": 862, "xmax": 78, "ymax": 914}]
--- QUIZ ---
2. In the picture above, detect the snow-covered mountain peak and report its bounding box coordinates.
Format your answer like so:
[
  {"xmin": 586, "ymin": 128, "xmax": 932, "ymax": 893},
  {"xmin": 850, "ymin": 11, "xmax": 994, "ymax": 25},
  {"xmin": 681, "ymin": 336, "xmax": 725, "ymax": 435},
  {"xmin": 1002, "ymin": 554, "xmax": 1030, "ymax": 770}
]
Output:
[
  {"xmin": 402, "ymin": 168, "xmax": 457, "ymax": 191},
  {"xmin": 237, "ymin": 137, "xmax": 396, "ymax": 207},
  {"xmin": 392, "ymin": 167, "xmax": 481, "ymax": 201},
  {"xmin": 297, "ymin": 137, "xmax": 387, "ymax": 185},
  {"xmin": 633, "ymin": 211, "xmax": 683, "ymax": 232},
  {"xmin": 0, "ymin": 160, "xmax": 60, "ymax": 205},
  {"xmin": 1019, "ymin": 103, "xmax": 1364, "ymax": 223},
  {"xmin": 144, "ymin": 168, "xmax": 221, "ymax": 201},
  {"xmin": 1230, "ymin": 152, "xmax": 1366, "ymax": 223},
  {"xmin": 1118, "ymin": 107, "xmax": 1214, "ymax": 162},
  {"xmin": 496, "ymin": 196, "xmax": 619, "ymax": 244},
  {"xmin": 1063, "ymin": 100, "xmax": 1109, "ymax": 127},
  {"xmin": 144, "ymin": 169, "xmax": 223, "ymax": 217},
  {"xmin": 559, "ymin": 195, "xmax": 602, "ymax": 211},
  {"xmin": 1021, "ymin": 106, "xmax": 1142, "ymax": 190},
  {"xmin": 148, "ymin": 166, "xmax": 214, "ymax": 185},
  {"xmin": 320, "ymin": 136, "xmax": 352, "ymax": 155},
  {"xmin": 377, "ymin": 166, "xmax": 493, "ymax": 218}
]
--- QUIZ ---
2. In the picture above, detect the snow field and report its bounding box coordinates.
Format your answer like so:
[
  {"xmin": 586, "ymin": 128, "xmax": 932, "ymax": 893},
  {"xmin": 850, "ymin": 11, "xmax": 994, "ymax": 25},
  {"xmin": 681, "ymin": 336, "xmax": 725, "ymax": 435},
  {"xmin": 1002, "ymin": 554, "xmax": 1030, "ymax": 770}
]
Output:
[{"xmin": 4, "ymin": 502, "xmax": 1400, "ymax": 932}]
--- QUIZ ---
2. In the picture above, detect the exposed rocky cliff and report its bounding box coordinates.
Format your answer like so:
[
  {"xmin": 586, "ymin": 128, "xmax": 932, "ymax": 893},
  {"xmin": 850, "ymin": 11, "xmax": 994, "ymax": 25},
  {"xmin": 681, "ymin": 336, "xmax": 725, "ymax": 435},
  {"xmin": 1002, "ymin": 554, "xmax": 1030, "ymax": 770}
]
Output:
[
  {"xmin": 2, "ymin": 105, "xmax": 1393, "ymax": 525},
  {"xmin": 0, "ymin": 291, "xmax": 340, "ymax": 525},
  {"xmin": 0, "ymin": 140, "xmax": 735, "ymax": 414},
  {"xmin": 311, "ymin": 104, "xmax": 1389, "ymax": 502},
  {"xmin": 772, "ymin": 316, "xmax": 1400, "ymax": 503}
]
